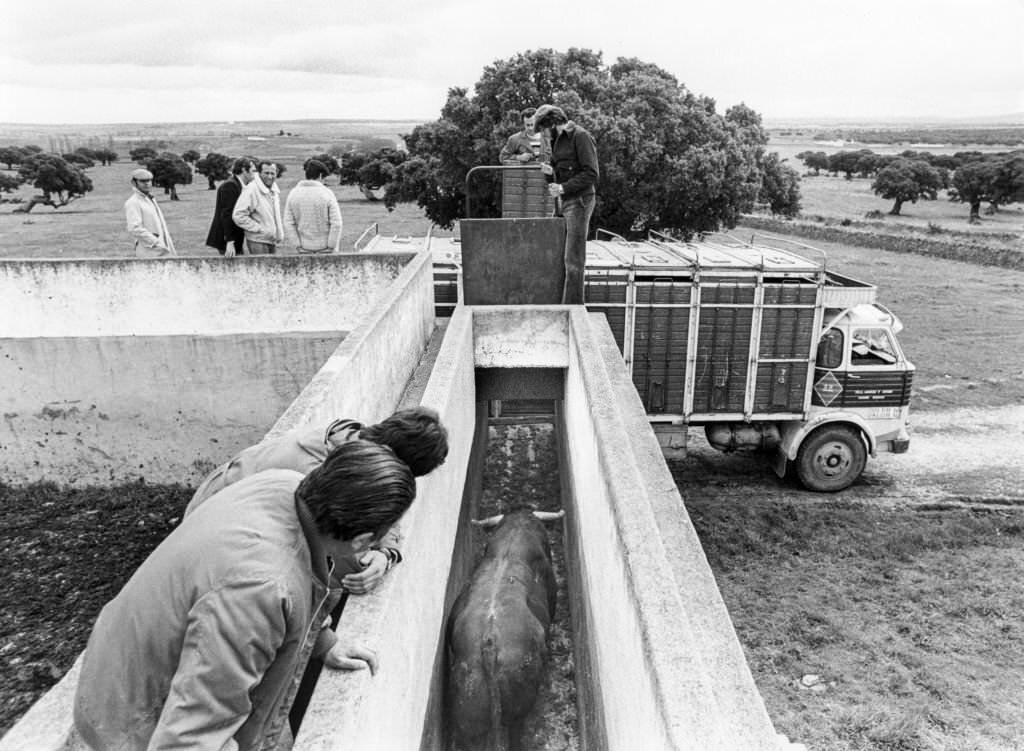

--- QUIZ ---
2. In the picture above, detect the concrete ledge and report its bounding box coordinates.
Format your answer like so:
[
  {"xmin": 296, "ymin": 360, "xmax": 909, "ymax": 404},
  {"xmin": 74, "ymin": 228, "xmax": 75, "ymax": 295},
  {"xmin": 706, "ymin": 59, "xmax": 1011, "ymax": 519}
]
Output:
[
  {"xmin": 295, "ymin": 307, "xmax": 478, "ymax": 750},
  {"xmin": 0, "ymin": 254, "xmax": 414, "ymax": 337}
]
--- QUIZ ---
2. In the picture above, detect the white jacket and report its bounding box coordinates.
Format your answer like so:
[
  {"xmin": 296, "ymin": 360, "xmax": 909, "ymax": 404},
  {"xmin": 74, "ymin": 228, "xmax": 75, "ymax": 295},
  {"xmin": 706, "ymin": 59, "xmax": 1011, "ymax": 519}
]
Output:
[
  {"xmin": 124, "ymin": 189, "xmax": 176, "ymax": 257},
  {"xmin": 232, "ymin": 177, "xmax": 284, "ymax": 245}
]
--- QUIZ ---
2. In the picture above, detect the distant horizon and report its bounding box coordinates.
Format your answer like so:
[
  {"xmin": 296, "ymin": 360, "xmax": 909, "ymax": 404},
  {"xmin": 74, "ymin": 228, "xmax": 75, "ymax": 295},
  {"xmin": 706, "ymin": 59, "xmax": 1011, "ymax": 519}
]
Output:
[{"xmin": 0, "ymin": 112, "xmax": 1022, "ymax": 131}]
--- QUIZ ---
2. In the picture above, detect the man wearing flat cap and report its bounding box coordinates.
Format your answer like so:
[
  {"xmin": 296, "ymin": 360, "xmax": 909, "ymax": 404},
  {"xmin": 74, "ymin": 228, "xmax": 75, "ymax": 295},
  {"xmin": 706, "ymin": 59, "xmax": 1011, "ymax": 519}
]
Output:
[
  {"xmin": 124, "ymin": 168, "xmax": 177, "ymax": 257},
  {"xmin": 534, "ymin": 104, "xmax": 598, "ymax": 304}
]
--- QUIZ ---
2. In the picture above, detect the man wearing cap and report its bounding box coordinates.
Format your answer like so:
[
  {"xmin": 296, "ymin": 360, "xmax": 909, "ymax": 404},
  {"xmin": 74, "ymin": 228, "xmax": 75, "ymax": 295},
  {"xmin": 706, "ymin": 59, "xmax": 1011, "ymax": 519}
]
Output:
[
  {"xmin": 534, "ymin": 104, "xmax": 599, "ymax": 304},
  {"xmin": 124, "ymin": 168, "xmax": 177, "ymax": 257},
  {"xmin": 283, "ymin": 159, "xmax": 343, "ymax": 254},
  {"xmin": 232, "ymin": 160, "xmax": 284, "ymax": 254}
]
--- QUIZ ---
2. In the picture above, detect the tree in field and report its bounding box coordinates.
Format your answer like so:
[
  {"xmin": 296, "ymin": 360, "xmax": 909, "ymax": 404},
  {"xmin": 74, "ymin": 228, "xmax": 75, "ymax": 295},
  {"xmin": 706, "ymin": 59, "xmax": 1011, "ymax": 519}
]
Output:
[
  {"xmin": 93, "ymin": 147, "xmax": 118, "ymax": 166},
  {"xmin": 949, "ymin": 160, "xmax": 999, "ymax": 222},
  {"xmin": 0, "ymin": 172, "xmax": 23, "ymax": 194},
  {"xmin": 13, "ymin": 154, "xmax": 94, "ymax": 213},
  {"xmin": 145, "ymin": 152, "xmax": 192, "ymax": 200},
  {"xmin": 63, "ymin": 151, "xmax": 95, "ymax": 168},
  {"xmin": 307, "ymin": 153, "xmax": 341, "ymax": 177},
  {"xmin": 182, "ymin": 149, "xmax": 201, "ymax": 166},
  {"xmin": 129, "ymin": 146, "xmax": 158, "ymax": 164},
  {"xmin": 988, "ymin": 153, "xmax": 1024, "ymax": 213},
  {"xmin": 195, "ymin": 152, "xmax": 233, "ymax": 189},
  {"xmin": 871, "ymin": 158, "xmax": 943, "ymax": 215},
  {"xmin": 757, "ymin": 152, "xmax": 801, "ymax": 217},
  {"xmin": 0, "ymin": 147, "xmax": 24, "ymax": 169},
  {"xmin": 339, "ymin": 148, "xmax": 407, "ymax": 202},
  {"xmin": 828, "ymin": 150, "xmax": 870, "ymax": 179},
  {"xmin": 382, "ymin": 49, "xmax": 777, "ymax": 237},
  {"xmin": 796, "ymin": 150, "xmax": 829, "ymax": 175}
]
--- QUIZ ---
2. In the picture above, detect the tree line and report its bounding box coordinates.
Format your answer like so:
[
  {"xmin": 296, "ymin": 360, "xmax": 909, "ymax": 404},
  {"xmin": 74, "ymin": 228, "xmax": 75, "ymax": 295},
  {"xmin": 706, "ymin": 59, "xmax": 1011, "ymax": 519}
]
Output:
[
  {"xmin": 796, "ymin": 148, "xmax": 1024, "ymax": 221},
  {"xmin": 2, "ymin": 49, "xmax": 804, "ymax": 232}
]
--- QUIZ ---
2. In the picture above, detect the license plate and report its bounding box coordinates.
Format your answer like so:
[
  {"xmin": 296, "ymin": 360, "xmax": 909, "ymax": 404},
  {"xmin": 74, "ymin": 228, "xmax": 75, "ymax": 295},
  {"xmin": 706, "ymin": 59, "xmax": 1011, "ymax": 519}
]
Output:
[{"xmin": 863, "ymin": 407, "xmax": 901, "ymax": 420}]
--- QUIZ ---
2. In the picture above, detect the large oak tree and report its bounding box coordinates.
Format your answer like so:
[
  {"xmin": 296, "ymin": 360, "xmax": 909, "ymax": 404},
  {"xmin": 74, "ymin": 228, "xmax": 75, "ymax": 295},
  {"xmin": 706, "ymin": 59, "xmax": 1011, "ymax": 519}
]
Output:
[{"xmin": 383, "ymin": 48, "xmax": 785, "ymax": 238}]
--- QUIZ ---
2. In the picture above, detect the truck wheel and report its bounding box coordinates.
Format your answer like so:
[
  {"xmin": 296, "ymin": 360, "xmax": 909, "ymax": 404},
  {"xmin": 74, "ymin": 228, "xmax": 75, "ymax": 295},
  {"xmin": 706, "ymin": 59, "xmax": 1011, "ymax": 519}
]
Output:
[{"xmin": 795, "ymin": 425, "xmax": 866, "ymax": 492}]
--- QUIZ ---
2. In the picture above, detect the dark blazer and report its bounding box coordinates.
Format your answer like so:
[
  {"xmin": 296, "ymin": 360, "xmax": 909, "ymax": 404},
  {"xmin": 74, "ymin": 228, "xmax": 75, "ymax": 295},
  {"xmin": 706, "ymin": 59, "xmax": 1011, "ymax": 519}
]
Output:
[{"xmin": 205, "ymin": 177, "xmax": 245, "ymax": 254}]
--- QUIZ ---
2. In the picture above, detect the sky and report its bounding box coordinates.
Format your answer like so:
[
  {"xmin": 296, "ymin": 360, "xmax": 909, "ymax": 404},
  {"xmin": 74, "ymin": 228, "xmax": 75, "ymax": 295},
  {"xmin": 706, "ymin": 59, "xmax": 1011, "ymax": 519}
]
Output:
[{"xmin": 1, "ymin": 0, "xmax": 1022, "ymax": 125}]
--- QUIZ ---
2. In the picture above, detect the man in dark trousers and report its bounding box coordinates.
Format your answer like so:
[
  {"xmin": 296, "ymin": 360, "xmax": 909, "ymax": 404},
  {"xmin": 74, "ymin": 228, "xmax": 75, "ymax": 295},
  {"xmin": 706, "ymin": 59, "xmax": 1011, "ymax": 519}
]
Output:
[
  {"xmin": 205, "ymin": 156, "xmax": 257, "ymax": 257},
  {"xmin": 534, "ymin": 104, "xmax": 599, "ymax": 304}
]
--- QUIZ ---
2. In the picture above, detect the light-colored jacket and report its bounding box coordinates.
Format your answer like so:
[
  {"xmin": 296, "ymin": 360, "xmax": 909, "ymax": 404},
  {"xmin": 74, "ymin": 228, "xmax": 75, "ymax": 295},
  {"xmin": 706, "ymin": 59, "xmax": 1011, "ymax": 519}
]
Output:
[
  {"xmin": 74, "ymin": 470, "xmax": 342, "ymax": 751},
  {"xmin": 188, "ymin": 420, "xmax": 404, "ymax": 558},
  {"xmin": 124, "ymin": 188, "xmax": 176, "ymax": 257},
  {"xmin": 284, "ymin": 180, "xmax": 343, "ymax": 253},
  {"xmin": 232, "ymin": 177, "xmax": 284, "ymax": 245}
]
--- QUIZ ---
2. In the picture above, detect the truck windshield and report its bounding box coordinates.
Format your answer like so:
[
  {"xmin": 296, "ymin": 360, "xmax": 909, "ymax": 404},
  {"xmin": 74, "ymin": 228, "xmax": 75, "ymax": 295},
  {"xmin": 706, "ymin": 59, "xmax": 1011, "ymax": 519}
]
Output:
[{"xmin": 851, "ymin": 328, "xmax": 897, "ymax": 365}]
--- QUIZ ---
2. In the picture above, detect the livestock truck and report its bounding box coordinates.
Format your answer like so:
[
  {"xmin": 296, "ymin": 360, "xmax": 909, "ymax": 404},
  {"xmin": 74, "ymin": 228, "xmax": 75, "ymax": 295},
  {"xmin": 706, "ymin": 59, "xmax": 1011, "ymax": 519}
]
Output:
[{"xmin": 357, "ymin": 224, "xmax": 913, "ymax": 492}]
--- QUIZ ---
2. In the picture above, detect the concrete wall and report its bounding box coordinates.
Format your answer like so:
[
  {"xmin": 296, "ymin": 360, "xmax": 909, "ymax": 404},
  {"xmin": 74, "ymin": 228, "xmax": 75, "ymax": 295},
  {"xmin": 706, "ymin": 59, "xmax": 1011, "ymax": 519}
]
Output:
[
  {"xmin": 295, "ymin": 307, "xmax": 478, "ymax": 751},
  {"xmin": 0, "ymin": 255, "xmax": 410, "ymax": 337},
  {"xmin": 0, "ymin": 254, "xmax": 417, "ymax": 485},
  {"xmin": 0, "ymin": 250, "xmax": 439, "ymax": 751},
  {"xmin": 562, "ymin": 308, "xmax": 781, "ymax": 750}
]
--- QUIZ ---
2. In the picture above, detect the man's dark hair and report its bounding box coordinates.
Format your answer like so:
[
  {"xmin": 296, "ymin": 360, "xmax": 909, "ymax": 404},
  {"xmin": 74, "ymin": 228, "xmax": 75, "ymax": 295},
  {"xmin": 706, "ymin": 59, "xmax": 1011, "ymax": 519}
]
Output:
[
  {"xmin": 231, "ymin": 157, "xmax": 256, "ymax": 175},
  {"xmin": 257, "ymin": 160, "xmax": 277, "ymax": 172},
  {"xmin": 359, "ymin": 406, "xmax": 449, "ymax": 477},
  {"xmin": 297, "ymin": 440, "xmax": 416, "ymax": 541},
  {"xmin": 304, "ymin": 159, "xmax": 328, "ymax": 180},
  {"xmin": 520, "ymin": 107, "xmax": 537, "ymax": 119},
  {"xmin": 534, "ymin": 104, "xmax": 568, "ymax": 129}
]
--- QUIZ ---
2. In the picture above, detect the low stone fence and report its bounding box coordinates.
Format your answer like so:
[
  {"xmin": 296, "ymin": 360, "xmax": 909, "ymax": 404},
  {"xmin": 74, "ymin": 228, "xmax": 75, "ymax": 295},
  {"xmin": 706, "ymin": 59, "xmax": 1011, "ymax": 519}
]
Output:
[{"xmin": 738, "ymin": 215, "xmax": 1024, "ymax": 271}]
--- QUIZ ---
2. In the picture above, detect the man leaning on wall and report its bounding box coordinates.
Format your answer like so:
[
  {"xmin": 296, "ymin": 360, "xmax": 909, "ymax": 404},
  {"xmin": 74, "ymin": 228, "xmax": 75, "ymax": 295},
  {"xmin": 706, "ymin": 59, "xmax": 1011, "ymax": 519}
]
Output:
[
  {"xmin": 73, "ymin": 440, "xmax": 417, "ymax": 751},
  {"xmin": 124, "ymin": 168, "xmax": 177, "ymax": 258}
]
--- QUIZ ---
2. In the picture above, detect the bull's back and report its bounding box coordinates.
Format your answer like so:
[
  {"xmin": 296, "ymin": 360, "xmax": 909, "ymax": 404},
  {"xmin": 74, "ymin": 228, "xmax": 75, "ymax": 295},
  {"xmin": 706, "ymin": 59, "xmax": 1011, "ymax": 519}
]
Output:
[{"xmin": 446, "ymin": 516, "xmax": 557, "ymax": 744}]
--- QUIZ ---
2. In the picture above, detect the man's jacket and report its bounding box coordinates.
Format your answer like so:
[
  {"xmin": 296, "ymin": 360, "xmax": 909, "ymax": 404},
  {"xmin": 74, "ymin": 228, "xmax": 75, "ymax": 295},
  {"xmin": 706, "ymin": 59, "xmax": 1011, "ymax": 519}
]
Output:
[
  {"xmin": 74, "ymin": 470, "xmax": 343, "ymax": 751},
  {"xmin": 124, "ymin": 189, "xmax": 176, "ymax": 257},
  {"xmin": 206, "ymin": 176, "xmax": 245, "ymax": 252},
  {"xmin": 547, "ymin": 121, "xmax": 599, "ymax": 199},
  {"xmin": 232, "ymin": 177, "xmax": 283, "ymax": 244}
]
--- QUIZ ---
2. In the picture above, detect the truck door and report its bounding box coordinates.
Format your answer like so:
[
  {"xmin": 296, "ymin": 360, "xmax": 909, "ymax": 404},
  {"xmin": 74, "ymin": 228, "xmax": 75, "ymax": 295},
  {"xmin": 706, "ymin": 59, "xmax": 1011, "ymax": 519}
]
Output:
[{"xmin": 811, "ymin": 326, "xmax": 912, "ymax": 412}]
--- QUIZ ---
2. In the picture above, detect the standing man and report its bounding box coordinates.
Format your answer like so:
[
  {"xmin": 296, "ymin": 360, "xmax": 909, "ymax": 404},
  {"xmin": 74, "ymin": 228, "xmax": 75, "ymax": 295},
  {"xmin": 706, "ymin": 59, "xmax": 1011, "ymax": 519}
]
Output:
[
  {"xmin": 534, "ymin": 104, "xmax": 599, "ymax": 304},
  {"xmin": 232, "ymin": 160, "xmax": 284, "ymax": 254},
  {"xmin": 206, "ymin": 156, "xmax": 257, "ymax": 257},
  {"xmin": 74, "ymin": 440, "xmax": 416, "ymax": 751},
  {"xmin": 124, "ymin": 168, "xmax": 176, "ymax": 257},
  {"xmin": 498, "ymin": 107, "xmax": 549, "ymax": 165},
  {"xmin": 284, "ymin": 159, "xmax": 343, "ymax": 254}
]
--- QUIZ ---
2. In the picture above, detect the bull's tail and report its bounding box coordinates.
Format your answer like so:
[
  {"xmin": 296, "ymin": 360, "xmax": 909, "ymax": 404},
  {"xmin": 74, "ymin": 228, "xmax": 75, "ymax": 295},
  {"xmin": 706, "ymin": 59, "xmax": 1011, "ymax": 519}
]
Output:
[{"xmin": 481, "ymin": 632, "xmax": 509, "ymax": 751}]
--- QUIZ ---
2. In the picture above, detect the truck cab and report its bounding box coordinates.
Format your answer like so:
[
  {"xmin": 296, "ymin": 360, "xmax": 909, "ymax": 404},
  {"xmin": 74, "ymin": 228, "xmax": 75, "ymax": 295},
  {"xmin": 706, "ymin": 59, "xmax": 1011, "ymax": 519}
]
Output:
[{"xmin": 772, "ymin": 302, "xmax": 913, "ymax": 491}]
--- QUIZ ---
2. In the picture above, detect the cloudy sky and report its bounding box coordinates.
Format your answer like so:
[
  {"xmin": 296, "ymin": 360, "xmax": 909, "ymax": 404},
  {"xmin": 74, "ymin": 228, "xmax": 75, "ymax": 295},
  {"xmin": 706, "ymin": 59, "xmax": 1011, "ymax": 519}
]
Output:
[{"xmin": 1, "ymin": 0, "xmax": 1022, "ymax": 124}]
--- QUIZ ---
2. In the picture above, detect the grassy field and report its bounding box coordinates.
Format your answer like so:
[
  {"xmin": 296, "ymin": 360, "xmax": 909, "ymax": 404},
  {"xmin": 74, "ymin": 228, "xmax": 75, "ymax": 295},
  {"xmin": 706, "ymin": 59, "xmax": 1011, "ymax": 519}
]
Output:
[
  {"xmin": 688, "ymin": 498, "xmax": 1024, "ymax": 751},
  {"xmin": 0, "ymin": 155, "xmax": 445, "ymax": 260},
  {"xmin": 767, "ymin": 133, "xmax": 1024, "ymax": 242}
]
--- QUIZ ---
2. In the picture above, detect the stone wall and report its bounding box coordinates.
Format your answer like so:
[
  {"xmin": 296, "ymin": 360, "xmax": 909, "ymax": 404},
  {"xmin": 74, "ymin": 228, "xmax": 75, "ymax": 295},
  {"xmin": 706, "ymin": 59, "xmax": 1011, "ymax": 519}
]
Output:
[{"xmin": 739, "ymin": 215, "xmax": 1024, "ymax": 270}]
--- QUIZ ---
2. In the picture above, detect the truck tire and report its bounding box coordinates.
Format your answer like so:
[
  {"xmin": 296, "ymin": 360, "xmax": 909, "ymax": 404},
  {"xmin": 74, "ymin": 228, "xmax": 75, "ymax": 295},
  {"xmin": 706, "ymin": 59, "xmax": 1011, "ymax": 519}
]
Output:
[{"xmin": 795, "ymin": 425, "xmax": 866, "ymax": 492}]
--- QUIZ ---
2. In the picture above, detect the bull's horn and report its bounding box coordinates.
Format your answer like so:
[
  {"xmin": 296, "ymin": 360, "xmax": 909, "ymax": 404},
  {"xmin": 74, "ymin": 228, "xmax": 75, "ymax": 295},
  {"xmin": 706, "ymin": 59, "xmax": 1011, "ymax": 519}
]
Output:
[
  {"xmin": 471, "ymin": 514, "xmax": 505, "ymax": 528},
  {"xmin": 532, "ymin": 510, "xmax": 566, "ymax": 522}
]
